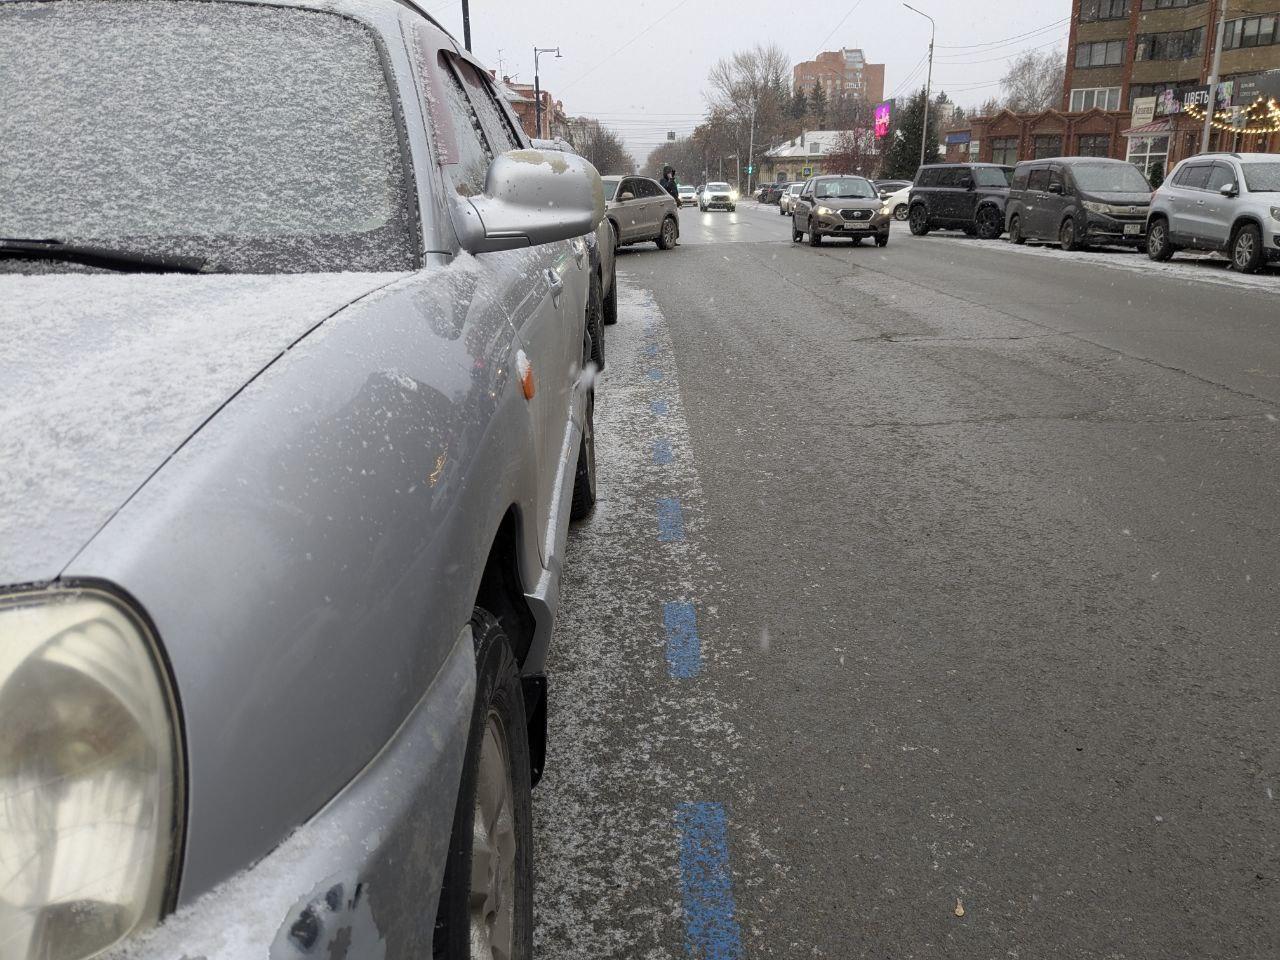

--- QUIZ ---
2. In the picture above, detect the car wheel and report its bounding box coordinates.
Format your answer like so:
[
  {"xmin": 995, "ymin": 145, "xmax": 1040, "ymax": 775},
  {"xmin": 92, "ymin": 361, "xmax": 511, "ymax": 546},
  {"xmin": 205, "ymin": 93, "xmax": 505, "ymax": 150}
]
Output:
[
  {"xmin": 875, "ymin": 233, "xmax": 889, "ymax": 248},
  {"xmin": 893, "ymin": 203, "xmax": 909, "ymax": 221},
  {"xmin": 778, "ymin": 205, "xmax": 786, "ymax": 216},
  {"xmin": 1008, "ymin": 214, "xmax": 1025, "ymax": 245},
  {"xmin": 570, "ymin": 388, "xmax": 597, "ymax": 521},
  {"xmin": 792, "ymin": 225, "xmax": 804, "ymax": 243},
  {"xmin": 433, "ymin": 609, "xmax": 533, "ymax": 960},
  {"xmin": 728, "ymin": 206, "xmax": 736, "ymax": 212},
  {"xmin": 656, "ymin": 216, "xmax": 678, "ymax": 250},
  {"xmin": 1231, "ymin": 223, "xmax": 1263, "ymax": 273},
  {"xmin": 908, "ymin": 205, "xmax": 930, "ymax": 236},
  {"xmin": 962, "ymin": 224, "xmax": 978, "ymax": 237},
  {"xmin": 808, "ymin": 224, "xmax": 823, "ymax": 246},
  {"xmin": 602, "ymin": 274, "xmax": 618, "ymax": 325},
  {"xmin": 586, "ymin": 272, "xmax": 605, "ymax": 370},
  {"xmin": 1147, "ymin": 217, "xmax": 1174, "ymax": 262},
  {"xmin": 698, "ymin": 203, "xmax": 705, "ymax": 212},
  {"xmin": 1059, "ymin": 217, "xmax": 1081, "ymax": 252},
  {"xmin": 975, "ymin": 206, "xmax": 1003, "ymax": 240}
]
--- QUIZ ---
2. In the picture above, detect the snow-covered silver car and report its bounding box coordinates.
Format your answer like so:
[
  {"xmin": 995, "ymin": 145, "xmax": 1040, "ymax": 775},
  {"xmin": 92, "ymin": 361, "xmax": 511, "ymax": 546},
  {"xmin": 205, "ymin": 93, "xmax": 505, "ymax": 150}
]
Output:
[{"xmin": 0, "ymin": 2, "xmax": 604, "ymax": 959}]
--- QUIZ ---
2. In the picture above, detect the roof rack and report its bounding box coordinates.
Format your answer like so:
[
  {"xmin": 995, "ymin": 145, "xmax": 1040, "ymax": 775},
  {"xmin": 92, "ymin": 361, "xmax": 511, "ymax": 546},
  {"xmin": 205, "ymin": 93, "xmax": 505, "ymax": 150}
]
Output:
[{"xmin": 1196, "ymin": 151, "xmax": 1243, "ymax": 159}]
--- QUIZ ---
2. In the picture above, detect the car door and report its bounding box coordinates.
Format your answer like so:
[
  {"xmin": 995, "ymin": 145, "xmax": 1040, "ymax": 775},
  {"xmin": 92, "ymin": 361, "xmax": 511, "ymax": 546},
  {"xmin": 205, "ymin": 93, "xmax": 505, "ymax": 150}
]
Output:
[
  {"xmin": 953, "ymin": 167, "xmax": 978, "ymax": 223},
  {"xmin": 1200, "ymin": 162, "xmax": 1237, "ymax": 248},
  {"xmin": 1041, "ymin": 164, "xmax": 1069, "ymax": 238},
  {"xmin": 419, "ymin": 42, "xmax": 578, "ymax": 555},
  {"xmin": 1023, "ymin": 166, "xmax": 1050, "ymax": 237},
  {"xmin": 1169, "ymin": 163, "xmax": 1211, "ymax": 243},
  {"xmin": 615, "ymin": 177, "xmax": 647, "ymax": 242},
  {"xmin": 635, "ymin": 178, "xmax": 665, "ymax": 239},
  {"xmin": 793, "ymin": 179, "xmax": 815, "ymax": 228}
]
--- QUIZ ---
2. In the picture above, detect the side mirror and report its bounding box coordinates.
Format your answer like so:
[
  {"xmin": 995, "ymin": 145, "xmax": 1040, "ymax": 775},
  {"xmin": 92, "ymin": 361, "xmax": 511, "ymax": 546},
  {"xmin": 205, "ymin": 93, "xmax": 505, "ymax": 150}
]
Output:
[
  {"xmin": 1220, "ymin": 182, "xmax": 1238, "ymax": 197},
  {"xmin": 619, "ymin": 192, "xmax": 635, "ymax": 202},
  {"xmin": 1048, "ymin": 181, "xmax": 1063, "ymax": 194},
  {"xmin": 960, "ymin": 178, "xmax": 974, "ymax": 190},
  {"xmin": 456, "ymin": 149, "xmax": 606, "ymax": 254}
]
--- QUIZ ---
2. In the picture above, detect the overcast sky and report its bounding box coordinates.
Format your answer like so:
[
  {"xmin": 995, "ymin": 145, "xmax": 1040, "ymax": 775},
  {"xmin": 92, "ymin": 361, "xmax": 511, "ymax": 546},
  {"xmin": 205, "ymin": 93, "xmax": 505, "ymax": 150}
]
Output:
[{"xmin": 426, "ymin": 0, "xmax": 1073, "ymax": 162}]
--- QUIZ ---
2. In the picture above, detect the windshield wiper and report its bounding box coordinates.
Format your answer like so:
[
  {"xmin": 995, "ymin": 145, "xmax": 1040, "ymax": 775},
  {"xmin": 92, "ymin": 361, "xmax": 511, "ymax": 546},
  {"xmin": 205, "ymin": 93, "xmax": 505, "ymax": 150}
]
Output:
[{"xmin": 0, "ymin": 237, "xmax": 208, "ymax": 274}]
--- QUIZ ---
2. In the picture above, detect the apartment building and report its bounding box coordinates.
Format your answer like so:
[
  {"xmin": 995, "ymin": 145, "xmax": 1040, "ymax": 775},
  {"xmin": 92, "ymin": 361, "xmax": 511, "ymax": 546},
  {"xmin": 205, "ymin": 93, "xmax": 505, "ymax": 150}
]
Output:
[
  {"xmin": 945, "ymin": 0, "xmax": 1279, "ymax": 177},
  {"xmin": 794, "ymin": 49, "xmax": 886, "ymax": 105}
]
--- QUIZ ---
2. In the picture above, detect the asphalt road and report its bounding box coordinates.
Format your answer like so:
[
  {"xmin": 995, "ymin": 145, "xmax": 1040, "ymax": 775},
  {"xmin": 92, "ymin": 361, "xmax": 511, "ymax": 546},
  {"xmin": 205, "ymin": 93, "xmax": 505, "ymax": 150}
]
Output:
[{"xmin": 535, "ymin": 202, "xmax": 1280, "ymax": 958}]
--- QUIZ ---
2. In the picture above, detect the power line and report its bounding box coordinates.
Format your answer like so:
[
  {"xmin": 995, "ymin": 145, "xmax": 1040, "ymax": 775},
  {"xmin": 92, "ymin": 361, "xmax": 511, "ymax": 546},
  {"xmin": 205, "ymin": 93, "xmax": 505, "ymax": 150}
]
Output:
[
  {"xmin": 934, "ymin": 34, "xmax": 1068, "ymax": 66},
  {"xmin": 936, "ymin": 16, "xmax": 1071, "ymax": 49},
  {"xmin": 558, "ymin": 0, "xmax": 695, "ymax": 92},
  {"xmin": 816, "ymin": 0, "xmax": 867, "ymax": 53}
]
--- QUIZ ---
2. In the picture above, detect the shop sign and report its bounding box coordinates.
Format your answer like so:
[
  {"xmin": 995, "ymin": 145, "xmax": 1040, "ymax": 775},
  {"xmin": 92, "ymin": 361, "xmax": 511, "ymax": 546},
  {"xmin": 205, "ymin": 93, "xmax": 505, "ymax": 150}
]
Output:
[
  {"xmin": 1131, "ymin": 97, "xmax": 1157, "ymax": 126},
  {"xmin": 1234, "ymin": 70, "xmax": 1280, "ymax": 106},
  {"xmin": 945, "ymin": 131, "xmax": 971, "ymax": 145}
]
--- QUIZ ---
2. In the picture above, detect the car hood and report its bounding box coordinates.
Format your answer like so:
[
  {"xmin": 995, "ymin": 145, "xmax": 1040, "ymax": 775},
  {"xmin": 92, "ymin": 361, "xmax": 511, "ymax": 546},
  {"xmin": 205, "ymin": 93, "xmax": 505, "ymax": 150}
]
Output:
[
  {"xmin": 1082, "ymin": 191, "xmax": 1152, "ymax": 204},
  {"xmin": 816, "ymin": 198, "xmax": 882, "ymax": 210},
  {"xmin": 0, "ymin": 271, "xmax": 407, "ymax": 586}
]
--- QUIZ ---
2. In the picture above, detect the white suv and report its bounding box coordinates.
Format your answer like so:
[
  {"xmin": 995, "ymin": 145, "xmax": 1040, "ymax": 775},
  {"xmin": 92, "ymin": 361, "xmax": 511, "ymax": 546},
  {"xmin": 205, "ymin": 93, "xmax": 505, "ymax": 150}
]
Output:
[{"xmin": 1146, "ymin": 152, "xmax": 1280, "ymax": 272}]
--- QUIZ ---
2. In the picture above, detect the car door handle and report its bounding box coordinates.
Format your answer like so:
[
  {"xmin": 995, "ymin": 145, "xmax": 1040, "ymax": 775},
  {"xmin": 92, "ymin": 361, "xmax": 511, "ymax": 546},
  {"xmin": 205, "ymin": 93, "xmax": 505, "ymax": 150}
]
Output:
[{"xmin": 545, "ymin": 269, "xmax": 564, "ymax": 303}]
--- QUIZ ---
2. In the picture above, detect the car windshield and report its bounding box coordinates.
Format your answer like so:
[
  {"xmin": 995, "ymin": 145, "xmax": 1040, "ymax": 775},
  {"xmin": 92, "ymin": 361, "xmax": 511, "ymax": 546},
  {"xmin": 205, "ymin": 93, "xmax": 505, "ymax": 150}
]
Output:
[
  {"xmin": 1243, "ymin": 163, "xmax": 1280, "ymax": 192},
  {"xmin": 974, "ymin": 167, "xmax": 1013, "ymax": 187},
  {"xmin": 707, "ymin": 183, "xmax": 731, "ymax": 191},
  {"xmin": 1070, "ymin": 163, "xmax": 1152, "ymax": 193},
  {"xmin": 789, "ymin": 185, "xmax": 803, "ymax": 194},
  {"xmin": 679, "ymin": 185, "xmax": 695, "ymax": 192},
  {"xmin": 601, "ymin": 179, "xmax": 620, "ymax": 200},
  {"xmin": 814, "ymin": 177, "xmax": 876, "ymax": 199},
  {"xmin": 0, "ymin": 0, "xmax": 416, "ymax": 274}
]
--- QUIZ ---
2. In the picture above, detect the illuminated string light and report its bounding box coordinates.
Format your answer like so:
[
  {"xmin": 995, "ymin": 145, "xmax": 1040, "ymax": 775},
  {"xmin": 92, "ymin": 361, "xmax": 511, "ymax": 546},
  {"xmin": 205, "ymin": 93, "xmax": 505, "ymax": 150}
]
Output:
[{"xmin": 1181, "ymin": 96, "xmax": 1280, "ymax": 136}]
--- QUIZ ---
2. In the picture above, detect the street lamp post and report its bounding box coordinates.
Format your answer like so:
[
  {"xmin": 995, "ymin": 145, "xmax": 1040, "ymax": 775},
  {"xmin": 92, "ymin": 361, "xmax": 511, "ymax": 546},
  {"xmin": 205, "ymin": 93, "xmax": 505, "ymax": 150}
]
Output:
[
  {"xmin": 746, "ymin": 97, "xmax": 758, "ymax": 196},
  {"xmin": 1202, "ymin": 0, "xmax": 1229, "ymax": 152},
  {"xmin": 461, "ymin": 0, "xmax": 471, "ymax": 50},
  {"xmin": 903, "ymin": 3, "xmax": 936, "ymax": 173},
  {"xmin": 533, "ymin": 46, "xmax": 562, "ymax": 140}
]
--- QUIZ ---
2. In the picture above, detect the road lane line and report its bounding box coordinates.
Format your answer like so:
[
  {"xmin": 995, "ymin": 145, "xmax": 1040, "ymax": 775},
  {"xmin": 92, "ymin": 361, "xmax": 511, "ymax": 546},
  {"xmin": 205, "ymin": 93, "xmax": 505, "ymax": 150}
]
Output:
[
  {"xmin": 657, "ymin": 496, "xmax": 685, "ymax": 541},
  {"xmin": 663, "ymin": 601, "xmax": 701, "ymax": 678},
  {"xmin": 647, "ymin": 367, "xmax": 664, "ymax": 381},
  {"xmin": 676, "ymin": 802, "xmax": 743, "ymax": 960},
  {"xmin": 652, "ymin": 438, "xmax": 674, "ymax": 465},
  {"xmin": 651, "ymin": 399, "xmax": 669, "ymax": 416}
]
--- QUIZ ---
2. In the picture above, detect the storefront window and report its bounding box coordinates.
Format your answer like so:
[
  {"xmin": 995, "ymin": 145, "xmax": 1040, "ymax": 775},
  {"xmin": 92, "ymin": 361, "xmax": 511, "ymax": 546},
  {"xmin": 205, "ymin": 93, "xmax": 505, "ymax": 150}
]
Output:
[
  {"xmin": 1126, "ymin": 134, "xmax": 1170, "ymax": 183},
  {"xmin": 1033, "ymin": 135, "xmax": 1063, "ymax": 159},
  {"xmin": 990, "ymin": 137, "xmax": 1019, "ymax": 165}
]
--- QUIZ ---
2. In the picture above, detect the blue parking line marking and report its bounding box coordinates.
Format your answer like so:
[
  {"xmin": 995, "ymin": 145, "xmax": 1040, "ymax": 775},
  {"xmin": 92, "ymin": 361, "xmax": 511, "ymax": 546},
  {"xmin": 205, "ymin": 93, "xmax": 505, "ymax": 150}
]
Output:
[
  {"xmin": 651, "ymin": 399, "xmax": 669, "ymax": 416},
  {"xmin": 663, "ymin": 602, "xmax": 701, "ymax": 678},
  {"xmin": 652, "ymin": 438, "xmax": 673, "ymax": 465},
  {"xmin": 647, "ymin": 368, "xmax": 664, "ymax": 381},
  {"xmin": 676, "ymin": 802, "xmax": 742, "ymax": 960},
  {"xmin": 657, "ymin": 497, "xmax": 685, "ymax": 542},
  {"xmin": 645, "ymin": 343, "xmax": 659, "ymax": 357}
]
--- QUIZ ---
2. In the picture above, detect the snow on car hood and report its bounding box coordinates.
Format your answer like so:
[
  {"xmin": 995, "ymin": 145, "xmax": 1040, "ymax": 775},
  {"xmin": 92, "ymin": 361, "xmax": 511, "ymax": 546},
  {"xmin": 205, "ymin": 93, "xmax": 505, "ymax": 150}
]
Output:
[{"xmin": 0, "ymin": 271, "xmax": 407, "ymax": 586}]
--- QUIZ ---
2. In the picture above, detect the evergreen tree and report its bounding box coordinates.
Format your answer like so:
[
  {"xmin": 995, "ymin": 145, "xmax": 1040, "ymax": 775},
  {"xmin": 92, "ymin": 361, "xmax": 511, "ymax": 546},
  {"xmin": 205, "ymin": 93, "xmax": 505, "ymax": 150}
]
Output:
[
  {"xmin": 810, "ymin": 81, "xmax": 828, "ymax": 126},
  {"xmin": 881, "ymin": 89, "xmax": 941, "ymax": 180},
  {"xmin": 791, "ymin": 86, "xmax": 808, "ymax": 120}
]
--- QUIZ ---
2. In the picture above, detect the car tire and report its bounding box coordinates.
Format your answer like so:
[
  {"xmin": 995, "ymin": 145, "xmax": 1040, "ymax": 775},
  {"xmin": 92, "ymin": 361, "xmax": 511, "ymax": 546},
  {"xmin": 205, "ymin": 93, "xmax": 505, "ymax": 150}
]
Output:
[
  {"xmin": 656, "ymin": 216, "xmax": 678, "ymax": 250},
  {"xmin": 975, "ymin": 206, "xmax": 1003, "ymax": 240},
  {"xmin": 607, "ymin": 220, "xmax": 620, "ymax": 256},
  {"xmin": 1008, "ymin": 214, "xmax": 1025, "ymax": 245},
  {"xmin": 1059, "ymin": 217, "xmax": 1081, "ymax": 252},
  {"xmin": 602, "ymin": 274, "xmax": 618, "ymax": 325},
  {"xmin": 432, "ymin": 609, "xmax": 533, "ymax": 960},
  {"xmin": 698, "ymin": 203, "xmax": 705, "ymax": 212},
  {"xmin": 908, "ymin": 205, "xmax": 931, "ymax": 236},
  {"xmin": 778, "ymin": 205, "xmax": 786, "ymax": 216},
  {"xmin": 894, "ymin": 203, "xmax": 909, "ymax": 221},
  {"xmin": 728, "ymin": 206, "xmax": 736, "ymax": 213},
  {"xmin": 1147, "ymin": 217, "xmax": 1174, "ymax": 262},
  {"xmin": 808, "ymin": 224, "xmax": 823, "ymax": 246},
  {"xmin": 792, "ymin": 225, "xmax": 804, "ymax": 243},
  {"xmin": 570, "ymin": 388, "xmax": 597, "ymax": 521},
  {"xmin": 875, "ymin": 233, "xmax": 889, "ymax": 248},
  {"xmin": 962, "ymin": 224, "xmax": 978, "ymax": 237},
  {"xmin": 1231, "ymin": 223, "xmax": 1263, "ymax": 273},
  {"xmin": 586, "ymin": 272, "xmax": 605, "ymax": 370}
]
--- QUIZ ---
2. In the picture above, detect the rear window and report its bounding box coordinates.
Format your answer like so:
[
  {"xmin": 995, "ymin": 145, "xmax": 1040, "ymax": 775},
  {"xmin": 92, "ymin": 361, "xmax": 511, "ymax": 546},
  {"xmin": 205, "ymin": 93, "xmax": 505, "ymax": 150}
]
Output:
[
  {"xmin": 0, "ymin": 0, "xmax": 416, "ymax": 273},
  {"xmin": 1011, "ymin": 168, "xmax": 1030, "ymax": 191}
]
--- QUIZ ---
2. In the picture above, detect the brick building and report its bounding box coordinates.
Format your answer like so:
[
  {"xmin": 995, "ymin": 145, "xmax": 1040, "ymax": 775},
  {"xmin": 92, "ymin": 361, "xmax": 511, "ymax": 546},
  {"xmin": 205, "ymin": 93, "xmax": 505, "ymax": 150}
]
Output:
[
  {"xmin": 942, "ymin": 0, "xmax": 1280, "ymax": 177},
  {"xmin": 794, "ymin": 49, "xmax": 885, "ymax": 105},
  {"xmin": 499, "ymin": 78, "xmax": 569, "ymax": 141}
]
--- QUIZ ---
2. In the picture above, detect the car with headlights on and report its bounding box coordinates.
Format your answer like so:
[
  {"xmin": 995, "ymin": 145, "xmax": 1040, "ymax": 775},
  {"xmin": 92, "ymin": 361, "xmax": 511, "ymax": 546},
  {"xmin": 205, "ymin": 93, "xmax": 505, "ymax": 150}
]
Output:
[
  {"xmin": 790, "ymin": 175, "xmax": 892, "ymax": 247},
  {"xmin": 699, "ymin": 181, "xmax": 737, "ymax": 212},
  {"xmin": 602, "ymin": 175, "xmax": 681, "ymax": 249},
  {"xmin": 677, "ymin": 183, "xmax": 698, "ymax": 207},
  {"xmin": 0, "ymin": 3, "xmax": 605, "ymax": 960}
]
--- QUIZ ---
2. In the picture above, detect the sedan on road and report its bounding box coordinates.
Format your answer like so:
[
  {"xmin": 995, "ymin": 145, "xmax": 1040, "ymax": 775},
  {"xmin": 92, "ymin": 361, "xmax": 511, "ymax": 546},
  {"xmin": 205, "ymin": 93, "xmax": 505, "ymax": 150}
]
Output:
[
  {"xmin": 791, "ymin": 175, "xmax": 892, "ymax": 247},
  {"xmin": 603, "ymin": 175, "xmax": 681, "ymax": 250},
  {"xmin": 779, "ymin": 182, "xmax": 804, "ymax": 216},
  {"xmin": 677, "ymin": 183, "xmax": 698, "ymax": 207},
  {"xmin": 0, "ymin": 3, "xmax": 604, "ymax": 959}
]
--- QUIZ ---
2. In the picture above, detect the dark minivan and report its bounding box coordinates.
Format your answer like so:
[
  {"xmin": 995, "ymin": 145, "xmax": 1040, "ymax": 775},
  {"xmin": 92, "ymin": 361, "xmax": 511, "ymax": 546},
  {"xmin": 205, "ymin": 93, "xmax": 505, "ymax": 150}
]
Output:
[
  {"xmin": 907, "ymin": 163, "xmax": 1014, "ymax": 239},
  {"xmin": 1005, "ymin": 157, "xmax": 1153, "ymax": 251}
]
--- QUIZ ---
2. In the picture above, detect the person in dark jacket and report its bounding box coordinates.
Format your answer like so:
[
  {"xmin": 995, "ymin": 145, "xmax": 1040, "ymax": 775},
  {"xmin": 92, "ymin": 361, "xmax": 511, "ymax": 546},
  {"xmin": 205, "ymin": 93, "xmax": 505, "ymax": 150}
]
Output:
[{"xmin": 659, "ymin": 165, "xmax": 679, "ymax": 200}]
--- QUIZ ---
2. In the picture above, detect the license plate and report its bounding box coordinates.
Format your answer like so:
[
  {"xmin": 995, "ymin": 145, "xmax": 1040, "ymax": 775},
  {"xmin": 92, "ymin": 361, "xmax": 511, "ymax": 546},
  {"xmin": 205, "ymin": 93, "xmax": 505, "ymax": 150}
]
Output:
[
  {"xmin": 1124, "ymin": 223, "xmax": 1141, "ymax": 236},
  {"xmin": 844, "ymin": 222, "xmax": 870, "ymax": 230}
]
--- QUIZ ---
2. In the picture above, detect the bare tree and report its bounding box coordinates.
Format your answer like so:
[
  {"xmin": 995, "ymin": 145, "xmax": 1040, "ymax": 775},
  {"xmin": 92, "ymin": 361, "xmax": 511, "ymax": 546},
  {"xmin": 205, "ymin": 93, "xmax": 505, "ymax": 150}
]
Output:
[
  {"xmin": 568, "ymin": 119, "xmax": 636, "ymax": 176},
  {"xmin": 999, "ymin": 49, "xmax": 1066, "ymax": 113},
  {"xmin": 705, "ymin": 44, "xmax": 796, "ymax": 190},
  {"xmin": 824, "ymin": 130, "xmax": 876, "ymax": 177},
  {"xmin": 976, "ymin": 96, "xmax": 1003, "ymax": 117}
]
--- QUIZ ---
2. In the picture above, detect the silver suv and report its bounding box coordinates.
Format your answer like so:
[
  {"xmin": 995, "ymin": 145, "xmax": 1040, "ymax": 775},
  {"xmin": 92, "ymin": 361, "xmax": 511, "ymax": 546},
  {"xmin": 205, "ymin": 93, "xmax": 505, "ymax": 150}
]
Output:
[{"xmin": 1147, "ymin": 152, "xmax": 1280, "ymax": 272}]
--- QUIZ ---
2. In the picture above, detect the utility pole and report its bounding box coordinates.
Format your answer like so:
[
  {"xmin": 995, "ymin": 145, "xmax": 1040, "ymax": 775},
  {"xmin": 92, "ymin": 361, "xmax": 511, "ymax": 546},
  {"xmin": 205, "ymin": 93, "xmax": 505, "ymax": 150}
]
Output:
[
  {"xmin": 1202, "ymin": 0, "xmax": 1229, "ymax": 152},
  {"xmin": 461, "ymin": 0, "xmax": 471, "ymax": 50},
  {"xmin": 533, "ymin": 46, "xmax": 561, "ymax": 140},
  {"xmin": 904, "ymin": 3, "xmax": 936, "ymax": 173},
  {"xmin": 746, "ymin": 97, "xmax": 758, "ymax": 196}
]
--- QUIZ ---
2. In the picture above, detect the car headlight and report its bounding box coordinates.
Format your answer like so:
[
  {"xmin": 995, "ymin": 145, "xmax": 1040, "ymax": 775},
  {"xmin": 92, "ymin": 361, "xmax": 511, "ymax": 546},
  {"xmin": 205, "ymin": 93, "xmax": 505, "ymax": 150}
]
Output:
[
  {"xmin": 880, "ymin": 204, "xmax": 891, "ymax": 217},
  {"xmin": 730, "ymin": 190, "xmax": 739, "ymax": 201},
  {"xmin": 1082, "ymin": 201, "xmax": 1108, "ymax": 214},
  {"xmin": 815, "ymin": 205, "xmax": 835, "ymax": 217},
  {"xmin": 1271, "ymin": 206, "xmax": 1280, "ymax": 222},
  {"xmin": 0, "ymin": 588, "xmax": 183, "ymax": 960}
]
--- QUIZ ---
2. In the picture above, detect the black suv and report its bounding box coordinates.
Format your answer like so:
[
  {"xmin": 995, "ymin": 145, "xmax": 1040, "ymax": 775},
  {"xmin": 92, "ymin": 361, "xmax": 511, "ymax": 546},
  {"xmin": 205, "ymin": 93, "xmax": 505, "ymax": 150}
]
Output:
[{"xmin": 907, "ymin": 163, "xmax": 1014, "ymax": 239}]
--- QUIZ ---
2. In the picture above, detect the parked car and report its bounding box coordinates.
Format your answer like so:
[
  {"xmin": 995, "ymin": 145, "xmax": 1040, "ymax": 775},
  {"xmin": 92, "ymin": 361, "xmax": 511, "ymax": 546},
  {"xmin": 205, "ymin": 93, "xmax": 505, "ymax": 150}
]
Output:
[
  {"xmin": 779, "ymin": 182, "xmax": 805, "ymax": 216},
  {"xmin": 603, "ymin": 175, "xmax": 681, "ymax": 249},
  {"xmin": 907, "ymin": 163, "xmax": 1014, "ymax": 239},
  {"xmin": 1146, "ymin": 152, "xmax": 1280, "ymax": 272},
  {"xmin": 677, "ymin": 182, "xmax": 698, "ymax": 207},
  {"xmin": 882, "ymin": 183, "xmax": 912, "ymax": 221},
  {"xmin": 790, "ymin": 175, "xmax": 892, "ymax": 247},
  {"xmin": 0, "ymin": 4, "xmax": 605, "ymax": 960},
  {"xmin": 1005, "ymin": 157, "xmax": 1153, "ymax": 250},
  {"xmin": 759, "ymin": 182, "xmax": 787, "ymax": 204},
  {"xmin": 532, "ymin": 138, "xmax": 618, "ymax": 358},
  {"xmin": 699, "ymin": 181, "xmax": 737, "ymax": 212},
  {"xmin": 874, "ymin": 179, "xmax": 913, "ymax": 199}
]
